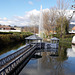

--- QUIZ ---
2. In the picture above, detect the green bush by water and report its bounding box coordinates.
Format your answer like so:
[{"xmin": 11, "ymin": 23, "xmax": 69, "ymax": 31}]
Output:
[
  {"xmin": 53, "ymin": 34, "xmax": 74, "ymax": 46},
  {"xmin": 0, "ymin": 32, "xmax": 33, "ymax": 46}
]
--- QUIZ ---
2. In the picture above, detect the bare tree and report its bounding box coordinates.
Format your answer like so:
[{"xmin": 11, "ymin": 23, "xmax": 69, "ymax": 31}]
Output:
[
  {"xmin": 43, "ymin": 0, "xmax": 71, "ymax": 38},
  {"xmin": 49, "ymin": 7, "xmax": 58, "ymax": 34},
  {"xmin": 56, "ymin": 0, "xmax": 71, "ymax": 37},
  {"xmin": 43, "ymin": 7, "xmax": 57, "ymax": 38},
  {"xmin": 29, "ymin": 14, "xmax": 39, "ymax": 34},
  {"xmin": 43, "ymin": 11, "xmax": 51, "ymax": 38}
]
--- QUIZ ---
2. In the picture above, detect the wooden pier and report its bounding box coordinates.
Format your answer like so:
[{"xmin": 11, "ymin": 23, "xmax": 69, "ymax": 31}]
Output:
[
  {"xmin": 0, "ymin": 41, "xmax": 59, "ymax": 75},
  {"xmin": 0, "ymin": 44, "xmax": 37, "ymax": 75}
]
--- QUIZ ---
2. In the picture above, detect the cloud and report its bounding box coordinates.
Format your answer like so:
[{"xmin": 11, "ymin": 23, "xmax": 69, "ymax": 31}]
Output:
[
  {"xmin": 26, "ymin": 9, "xmax": 40, "ymax": 16},
  {"xmin": 3, "ymin": 17, "xmax": 7, "ymax": 20},
  {"xmin": 0, "ymin": 9, "xmax": 75, "ymax": 26},
  {"xmin": 0, "ymin": 20, "xmax": 12, "ymax": 25},
  {"xmin": 28, "ymin": 1, "xmax": 33, "ymax": 5},
  {"xmin": 0, "ymin": 9, "xmax": 40, "ymax": 26}
]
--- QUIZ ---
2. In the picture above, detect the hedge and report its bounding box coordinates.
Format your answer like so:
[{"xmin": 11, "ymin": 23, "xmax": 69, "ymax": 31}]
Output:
[{"xmin": 0, "ymin": 32, "xmax": 33, "ymax": 46}]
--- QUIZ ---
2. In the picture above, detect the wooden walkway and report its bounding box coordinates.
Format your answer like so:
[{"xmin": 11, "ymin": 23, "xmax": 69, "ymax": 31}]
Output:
[{"xmin": 0, "ymin": 44, "xmax": 37, "ymax": 75}]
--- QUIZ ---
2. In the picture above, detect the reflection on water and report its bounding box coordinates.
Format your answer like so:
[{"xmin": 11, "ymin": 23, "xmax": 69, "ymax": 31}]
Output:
[
  {"xmin": 19, "ymin": 44, "xmax": 75, "ymax": 75},
  {"xmin": 72, "ymin": 45, "xmax": 75, "ymax": 52},
  {"xmin": 67, "ymin": 48, "xmax": 75, "ymax": 57},
  {"xmin": 0, "ymin": 42, "xmax": 25, "ymax": 59}
]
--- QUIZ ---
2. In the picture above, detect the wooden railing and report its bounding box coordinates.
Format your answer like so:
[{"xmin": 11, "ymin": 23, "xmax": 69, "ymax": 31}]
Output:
[
  {"xmin": 0, "ymin": 44, "xmax": 37, "ymax": 75},
  {"xmin": 0, "ymin": 44, "xmax": 31, "ymax": 67}
]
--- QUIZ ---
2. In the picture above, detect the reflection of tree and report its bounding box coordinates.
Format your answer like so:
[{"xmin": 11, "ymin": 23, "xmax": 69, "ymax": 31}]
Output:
[
  {"xmin": 39, "ymin": 52, "xmax": 51, "ymax": 69},
  {"xmin": 38, "ymin": 44, "xmax": 70, "ymax": 75},
  {"xmin": 57, "ymin": 45, "xmax": 68, "ymax": 61},
  {"xmin": 38, "ymin": 51, "xmax": 65, "ymax": 75},
  {"xmin": 0, "ymin": 42, "xmax": 25, "ymax": 55}
]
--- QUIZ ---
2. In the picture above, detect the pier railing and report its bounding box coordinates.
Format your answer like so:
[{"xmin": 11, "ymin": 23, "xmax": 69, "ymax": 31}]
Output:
[
  {"xmin": 0, "ymin": 44, "xmax": 31, "ymax": 67},
  {"xmin": 0, "ymin": 44, "xmax": 37, "ymax": 75}
]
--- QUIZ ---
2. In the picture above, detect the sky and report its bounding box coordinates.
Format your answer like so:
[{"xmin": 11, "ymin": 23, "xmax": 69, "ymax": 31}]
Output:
[
  {"xmin": 0, "ymin": 0, "xmax": 57, "ymax": 26},
  {"xmin": 0, "ymin": 0, "xmax": 56, "ymax": 18},
  {"xmin": 0, "ymin": 0, "xmax": 74, "ymax": 26}
]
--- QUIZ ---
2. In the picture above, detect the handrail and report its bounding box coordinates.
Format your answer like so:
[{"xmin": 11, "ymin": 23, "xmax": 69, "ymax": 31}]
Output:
[
  {"xmin": 0, "ymin": 44, "xmax": 31, "ymax": 67},
  {"xmin": 0, "ymin": 44, "xmax": 37, "ymax": 75}
]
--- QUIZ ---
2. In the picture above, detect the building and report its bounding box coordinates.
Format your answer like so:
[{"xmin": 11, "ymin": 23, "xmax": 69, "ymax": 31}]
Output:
[
  {"xmin": 69, "ymin": 26, "xmax": 75, "ymax": 33},
  {"xmin": 50, "ymin": 31, "xmax": 56, "ymax": 34},
  {"xmin": 14, "ymin": 27, "xmax": 22, "ymax": 32},
  {"xmin": 0, "ymin": 25, "xmax": 21, "ymax": 32},
  {"xmin": 72, "ymin": 26, "xmax": 75, "ymax": 32}
]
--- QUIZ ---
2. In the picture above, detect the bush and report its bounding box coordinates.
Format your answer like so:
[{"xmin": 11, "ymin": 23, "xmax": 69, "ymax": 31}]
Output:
[
  {"xmin": 0, "ymin": 32, "xmax": 33, "ymax": 46},
  {"xmin": 53, "ymin": 33, "xmax": 75, "ymax": 38}
]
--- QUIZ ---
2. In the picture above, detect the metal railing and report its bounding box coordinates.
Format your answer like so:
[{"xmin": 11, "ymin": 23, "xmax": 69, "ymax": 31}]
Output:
[
  {"xmin": 0, "ymin": 44, "xmax": 31, "ymax": 67},
  {"xmin": 31, "ymin": 43, "xmax": 41, "ymax": 48},
  {"xmin": 0, "ymin": 44, "xmax": 37, "ymax": 75}
]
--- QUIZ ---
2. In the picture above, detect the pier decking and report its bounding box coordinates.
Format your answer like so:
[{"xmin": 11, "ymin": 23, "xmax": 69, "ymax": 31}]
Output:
[{"xmin": 0, "ymin": 44, "xmax": 37, "ymax": 75}]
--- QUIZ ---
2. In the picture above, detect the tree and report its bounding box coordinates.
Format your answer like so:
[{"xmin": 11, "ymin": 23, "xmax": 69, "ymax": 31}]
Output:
[
  {"xmin": 43, "ymin": 7, "xmax": 57, "ymax": 38},
  {"xmin": 43, "ymin": 11, "xmax": 51, "ymax": 37},
  {"xmin": 29, "ymin": 13, "xmax": 39, "ymax": 34},
  {"xmin": 56, "ymin": 16, "xmax": 69, "ymax": 37},
  {"xmin": 55, "ymin": 0, "xmax": 70, "ymax": 38},
  {"xmin": 49, "ymin": 7, "xmax": 58, "ymax": 35}
]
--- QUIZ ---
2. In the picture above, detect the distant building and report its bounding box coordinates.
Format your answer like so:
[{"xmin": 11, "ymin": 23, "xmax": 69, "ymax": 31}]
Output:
[
  {"xmin": 50, "ymin": 31, "xmax": 56, "ymax": 34},
  {"xmin": 69, "ymin": 26, "xmax": 75, "ymax": 33},
  {"xmin": 14, "ymin": 27, "xmax": 22, "ymax": 32},
  {"xmin": 72, "ymin": 26, "xmax": 75, "ymax": 32},
  {"xmin": 0, "ymin": 25, "xmax": 15, "ymax": 30},
  {"xmin": 0, "ymin": 25, "xmax": 21, "ymax": 32},
  {"xmin": 69, "ymin": 22, "xmax": 75, "ymax": 33}
]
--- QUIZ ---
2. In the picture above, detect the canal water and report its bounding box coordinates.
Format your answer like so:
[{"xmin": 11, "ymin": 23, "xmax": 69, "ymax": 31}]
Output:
[
  {"xmin": 19, "ymin": 44, "xmax": 75, "ymax": 75},
  {"xmin": 0, "ymin": 42, "xmax": 25, "ymax": 59},
  {"xmin": 0, "ymin": 42, "xmax": 75, "ymax": 75}
]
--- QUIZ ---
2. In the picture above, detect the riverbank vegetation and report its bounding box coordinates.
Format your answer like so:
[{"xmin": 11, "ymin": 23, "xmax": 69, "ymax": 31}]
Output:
[
  {"xmin": 42, "ymin": 0, "xmax": 75, "ymax": 45},
  {"xmin": 53, "ymin": 34, "xmax": 75, "ymax": 46},
  {"xmin": 0, "ymin": 32, "xmax": 33, "ymax": 47}
]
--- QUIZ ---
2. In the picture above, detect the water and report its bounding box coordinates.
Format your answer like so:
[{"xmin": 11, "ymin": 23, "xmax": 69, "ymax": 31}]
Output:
[
  {"xmin": 0, "ymin": 42, "xmax": 75, "ymax": 75},
  {"xmin": 19, "ymin": 44, "xmax": 75, "ymax": 75},
  {"xmin": 0, "ymin": 42, "xmax": 25, "ymax": 59}
]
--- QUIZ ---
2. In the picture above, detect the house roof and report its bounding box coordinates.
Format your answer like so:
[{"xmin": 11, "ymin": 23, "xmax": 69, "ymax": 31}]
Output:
[
  {"xmin": 72, "ymin": 26, "xmax": 75, "ymax": 30},
  {"xmin": 25, "ymin": 34, "xmax": 42, "ymax": 40},
  {"xmin": 0, "ymin": 25, "xmax": 11, "ymax": 28}
]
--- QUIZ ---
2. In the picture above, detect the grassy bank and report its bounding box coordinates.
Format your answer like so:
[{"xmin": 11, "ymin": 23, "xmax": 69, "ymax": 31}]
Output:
[{"xmin": 0, "ymin": 32, "xmax": 33, "ymax": 47}]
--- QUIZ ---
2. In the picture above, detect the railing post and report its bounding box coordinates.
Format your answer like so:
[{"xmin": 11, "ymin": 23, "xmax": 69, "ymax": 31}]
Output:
[{"xmin": 0, "ymin": 44, "xmax": 37, "ymax": 75}]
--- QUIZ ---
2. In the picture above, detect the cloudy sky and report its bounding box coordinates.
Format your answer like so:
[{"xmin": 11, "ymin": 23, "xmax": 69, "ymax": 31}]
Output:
[
  {"xmin": 0, "ymin": 0, "xmax": 74, "ymax": 26},
  {"xmin": 0, "ymin": 0, "xmax": 57, "ymax": 26}
]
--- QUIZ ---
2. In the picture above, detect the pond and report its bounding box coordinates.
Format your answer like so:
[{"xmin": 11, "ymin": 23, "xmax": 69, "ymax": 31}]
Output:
[
  {"xmin": 0, "ymin": 42, "xmax": 75, "ymax": 75},
  {"xmin": 0, "ymin": 42, "xmax": 25, "ymax": 59},
  {"xmin": 19, "ymin": 44, "xmax": 75, "ymax": 75}
]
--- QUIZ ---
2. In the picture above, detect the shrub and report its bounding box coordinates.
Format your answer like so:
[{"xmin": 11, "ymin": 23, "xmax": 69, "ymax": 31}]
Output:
[{"xmin": 0, "ymin": 32, "xmax": 33, "ymax": 46}]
